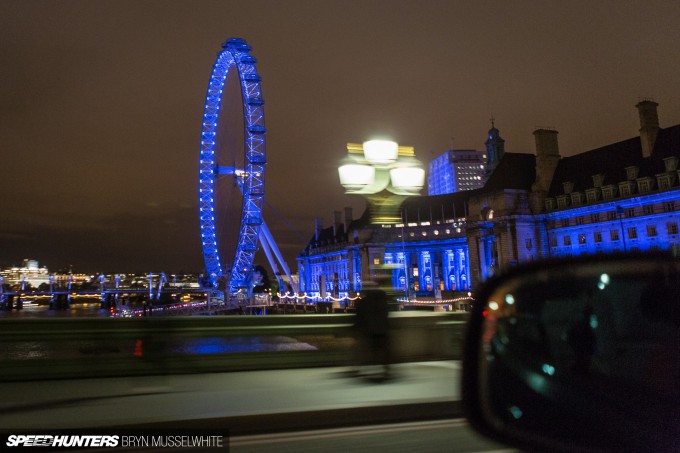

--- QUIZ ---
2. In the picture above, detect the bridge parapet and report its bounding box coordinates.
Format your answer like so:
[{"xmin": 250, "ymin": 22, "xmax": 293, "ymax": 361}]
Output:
[{"xmin": 0, "ymin": 312, "xmax": 468, "ymax": 381}]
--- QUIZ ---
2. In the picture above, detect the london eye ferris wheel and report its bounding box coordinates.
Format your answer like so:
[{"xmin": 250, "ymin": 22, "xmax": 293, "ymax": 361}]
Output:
[{"xmin": 198, "ymin": 38, "xmax": 267, "ymax": 295}]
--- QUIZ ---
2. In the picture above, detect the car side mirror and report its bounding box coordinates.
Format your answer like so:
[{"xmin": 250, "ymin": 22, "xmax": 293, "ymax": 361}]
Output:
[{"xmin": 462, "ymin": 254, "xmax": 680, "ymax": 453}]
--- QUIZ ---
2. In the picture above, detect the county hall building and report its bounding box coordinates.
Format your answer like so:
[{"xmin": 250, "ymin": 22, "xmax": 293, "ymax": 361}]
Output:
[{"xmin": 297, "ymin": 101, "xmax": 680, "ymax": 303}]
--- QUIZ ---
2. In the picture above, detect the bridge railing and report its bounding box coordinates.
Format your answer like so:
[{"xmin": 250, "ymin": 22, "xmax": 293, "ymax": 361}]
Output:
[{"xmin": 0, "ymin": 312, "xmax": 468, "ymax": 381}]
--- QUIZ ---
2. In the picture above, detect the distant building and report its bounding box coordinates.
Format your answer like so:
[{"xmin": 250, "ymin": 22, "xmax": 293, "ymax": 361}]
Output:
[
  {"xmin": 299, "ymin": 100, "xmax": 680, "ymax": 300},
  {"xmin": 428, "ymin": 149, "xmax": 486, "ymax": 195},
  {"xmin": 0, "ymin": 259, "xmax": 50, "ymax": 288},
  {"xmin": 427, "ymin": 123, "xmax": 505, "ymax": 195}
]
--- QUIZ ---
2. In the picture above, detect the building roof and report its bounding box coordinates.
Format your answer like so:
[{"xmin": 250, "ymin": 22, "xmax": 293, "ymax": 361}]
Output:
[
  {"xmin": 481, "ymin": 152, "xmax": 536, "ymax": 192},
  {"xmin": 548, "ymin": 125, "xmax": 680, "ymax": 196}
]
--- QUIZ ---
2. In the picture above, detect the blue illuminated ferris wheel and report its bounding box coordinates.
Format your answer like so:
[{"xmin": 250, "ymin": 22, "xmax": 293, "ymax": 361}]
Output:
[{"xmin": 198, "ymin": 38, "xmax": 266, "ymax": 294}]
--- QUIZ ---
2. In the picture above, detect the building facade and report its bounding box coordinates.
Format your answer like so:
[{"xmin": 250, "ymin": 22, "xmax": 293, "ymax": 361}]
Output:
[{"xmin": 299, "ymin": 101, "xmax": 680, "ymax": 299}]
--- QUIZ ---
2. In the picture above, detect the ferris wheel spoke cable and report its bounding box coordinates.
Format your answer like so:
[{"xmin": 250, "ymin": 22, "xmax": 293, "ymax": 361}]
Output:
[{"xmin": 263, "ymin": 200, "xmax": 307, "ymax": 243}]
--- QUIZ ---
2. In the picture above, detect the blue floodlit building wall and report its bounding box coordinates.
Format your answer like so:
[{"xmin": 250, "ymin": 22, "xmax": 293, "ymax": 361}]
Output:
[
  {"xmin": 428, "ymin": 153, "xmax": 456, "ymax": 195},
  {"xmin": 298, "ymin": 204, "xmax": 472, "ymax": 300},
  {"xmin": 546, "ymin": 188, "xmax": 680, "ymax": 256},
  {"xmin": 382, "ymin": 238, "xmax": 470, "ymax": 293}
]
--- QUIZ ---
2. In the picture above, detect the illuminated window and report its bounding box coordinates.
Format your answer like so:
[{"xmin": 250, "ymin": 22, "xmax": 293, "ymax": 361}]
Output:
[
  {"xmin": 647, "ymin": 225, "xmax": 657, "ymax": 237},
  {"xmin": 373, "ymin": 258, "xmax": 380, "ymax": 265},
  {"xmin": 578, "ymin": 234, "xmax": 587, "ymax": 244}
]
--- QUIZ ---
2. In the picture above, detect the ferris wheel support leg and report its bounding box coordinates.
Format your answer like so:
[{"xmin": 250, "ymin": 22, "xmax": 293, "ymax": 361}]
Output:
[
  {"xmin": 259, "ymin": 221, "xmax": 299, "ymax": 294},
  {"xmin": 258, "ymin": 230, "xmax": 280, "ymax": 289}
]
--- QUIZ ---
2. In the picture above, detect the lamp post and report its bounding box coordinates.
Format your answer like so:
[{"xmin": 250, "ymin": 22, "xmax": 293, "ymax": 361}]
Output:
[
  {"xmin": 338, "ymin": 140, "xmax": 425, "ymax": 224},
  {"xmin": 339, "ymin": 140, "xmax": 424, "ymax": 299},
  {"xmin": 616, "ymin": 206, "xmax": 627, "ymax": 252}
]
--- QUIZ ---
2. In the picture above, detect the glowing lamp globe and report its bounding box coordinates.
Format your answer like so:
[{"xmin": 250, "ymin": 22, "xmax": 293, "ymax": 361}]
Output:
[
  {"xmin": 338, "ymin": 164, "xmax": 375, "ymax": 190},
  {"xmin": 389, "ymin": 167, "xmax": 425, "ymax": 191},
  {"xmin": 363, "ymin": 140, "xmax": 398, "ymax": 164}
]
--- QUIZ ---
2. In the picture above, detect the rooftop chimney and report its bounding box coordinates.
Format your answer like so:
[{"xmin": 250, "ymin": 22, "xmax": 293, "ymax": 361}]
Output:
[
  {"xmin": 636, "ymin": 100, "xmax": 660, "ymax": 158},
  {"xmin": 344, "ymin": 206, "xmax": 353, "ymax": 232},
  {"xmin": 531, "ymin": 129, "xmax": 561, "ymax": 195},
  {"xmin": 332, "ymin": 211, "xmax": 342, "ymax": 238},
  {"xmin": 314, "ymin": 217, "xmax": 323, "ymax": 242}
]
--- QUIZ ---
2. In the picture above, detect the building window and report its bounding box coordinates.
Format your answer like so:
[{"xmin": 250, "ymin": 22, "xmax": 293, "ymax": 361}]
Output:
[
  {"xmin": 576, "ymin": 216, "xmax": 585, "ymax": 225},
  {"xmin": 594, "ymin": 232, "xmax": 603, "ymax": 242},
  {"xmin": 668, "ymin": 222, "xmax": 679, "ymax": 235},
  {"xmin": 564, "ymin": 236, "xmax": 572, "ymax": 246},
  {"xmin": 619, "ymin": 181, "xmax": 635, "ymax": 197},
  {"xmin": 578, "ymin": 234, "xmax": 587, "ymax": 244},
  {"xmin": 610, "ymin": 230, "xmax": 619, "ymax": 241},
  {"xmin": 637, "ymin": 179, "xmax": 650, "ymax": 193},
  {"xmin": 592, "ymin": 174, "xmax": 605, "ymax": 187},
  {"xmin": 590, "ymin": 213, "xmax": 600, "ymax": 223},
  {"xmin": 607, "ymin": 211, "xmax": 617, "ymax": 221},
  {"xmin": 561, "ymin": 218, "xmax": 570, "ymax": 228},
  {"xmin": 628, "ymin": 227, "xmax": 638, "ymax": 239},
  {"xmin": 657, "ymin": 174, "xmax": 673, "ymax": 190},
  {"xmin": 643, "ymin": 204, "xmax": 654, "ymax": 215},
  {"xmin": 664, "ymin": 201, "xmax": 675, "ymax": 212},
  {"xmin": 550, "ymin": 236, "xmax": 557, "ymax": 247},
  {"xmin": 663, "ymin": 156, "xmax": 679, "ymax": 172},
  {"xmin": 626, "ymin": 208, "xmax": 635, "ymax": 217},
  {"xmin": 647, "ymin": 225, "xmax": 657, "ymax": 237},
  {"xmin": 586, "ymin": 189, "xmax": 598, "ymax": 203}
]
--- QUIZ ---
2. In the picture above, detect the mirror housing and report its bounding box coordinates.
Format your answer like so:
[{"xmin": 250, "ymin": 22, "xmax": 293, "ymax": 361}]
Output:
[{"xmin": 463, "ymin": 253, "xmax": 680, "ymax": 453}]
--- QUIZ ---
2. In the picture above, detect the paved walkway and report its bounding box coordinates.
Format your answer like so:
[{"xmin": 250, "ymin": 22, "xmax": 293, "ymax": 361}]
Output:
[{"xmin": 0, "ymin": 361, "xmax": 462, "ymax": 435}]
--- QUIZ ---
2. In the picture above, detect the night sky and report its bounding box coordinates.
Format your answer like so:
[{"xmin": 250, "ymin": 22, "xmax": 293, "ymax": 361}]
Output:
[{"xmin": 2, "ymin": 1, "xmax": 679, "ymax": 274}]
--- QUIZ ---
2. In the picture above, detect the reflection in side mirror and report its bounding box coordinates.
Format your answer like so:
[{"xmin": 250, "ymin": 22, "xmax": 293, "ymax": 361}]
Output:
[{"xmin": 463, "ymin": 254, "xmax": 680, "ymax": 453}]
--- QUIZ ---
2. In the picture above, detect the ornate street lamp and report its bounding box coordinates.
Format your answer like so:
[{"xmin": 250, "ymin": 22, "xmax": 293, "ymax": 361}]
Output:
[{"xmin": 338, "ymin": 140, "xmax": 425, "ymax": 224}]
